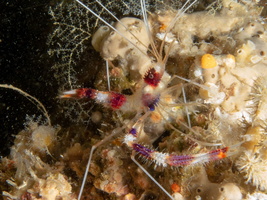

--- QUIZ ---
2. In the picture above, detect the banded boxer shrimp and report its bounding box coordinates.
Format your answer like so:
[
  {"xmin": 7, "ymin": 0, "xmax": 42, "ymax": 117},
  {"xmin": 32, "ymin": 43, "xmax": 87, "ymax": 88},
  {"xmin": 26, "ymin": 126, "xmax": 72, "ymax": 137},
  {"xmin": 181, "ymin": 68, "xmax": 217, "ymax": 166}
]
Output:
[{"xmin": 60, "ymin": 0, "xmax": 242, "ymax": 199}]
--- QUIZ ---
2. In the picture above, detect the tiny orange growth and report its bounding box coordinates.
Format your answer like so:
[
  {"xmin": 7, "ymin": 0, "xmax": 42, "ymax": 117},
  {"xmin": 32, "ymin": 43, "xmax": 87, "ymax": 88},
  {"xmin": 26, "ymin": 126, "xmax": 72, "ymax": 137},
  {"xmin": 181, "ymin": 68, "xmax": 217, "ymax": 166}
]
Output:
[
  {"xmin": 7, "ymin": 160, "xmax": 15, "ymax": 169},
  {"xmin": 61, "ymin": 94, "xmax": 72, "ymax": 98},
  {"xmin": 162, "ymin": 94, "xmax": 173, "ymax": 103},
  {"xmin": 201, "ymin": 54, "xmax": 217, "ymax": 69},
  {"xmin": 171, "ymin": 183, "xmax": 181, "ymax": 193},
  {"xmin": 112, "ymin": 138, "xmax": 122, "ymax": 146},
  {"xmin": 150, "ymin": 111, "xmax": 162, "ymax": 123},
  {"xmin": 160, "ymin": 24, "xmax": 167, "ymax": 32},
  {"xmin": 217, "ymin": 150, "xmax": 227, "ymax": 159}
]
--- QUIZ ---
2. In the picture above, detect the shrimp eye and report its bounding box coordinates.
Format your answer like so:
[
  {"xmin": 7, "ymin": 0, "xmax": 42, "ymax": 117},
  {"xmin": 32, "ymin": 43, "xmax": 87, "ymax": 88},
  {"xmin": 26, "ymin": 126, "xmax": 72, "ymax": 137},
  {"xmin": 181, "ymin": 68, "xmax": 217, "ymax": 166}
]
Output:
[{"xmin": 144, "ymin": 68, "xmax": 161, "ymax": 87}]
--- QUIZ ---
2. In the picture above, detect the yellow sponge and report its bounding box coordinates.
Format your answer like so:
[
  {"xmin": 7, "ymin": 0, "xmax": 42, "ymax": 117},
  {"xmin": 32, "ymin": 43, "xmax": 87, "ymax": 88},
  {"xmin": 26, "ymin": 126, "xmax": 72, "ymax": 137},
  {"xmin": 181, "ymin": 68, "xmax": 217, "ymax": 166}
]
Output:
[{"xmin": 201, "ymin": 54, "xmax": 217, "ymax": 69}]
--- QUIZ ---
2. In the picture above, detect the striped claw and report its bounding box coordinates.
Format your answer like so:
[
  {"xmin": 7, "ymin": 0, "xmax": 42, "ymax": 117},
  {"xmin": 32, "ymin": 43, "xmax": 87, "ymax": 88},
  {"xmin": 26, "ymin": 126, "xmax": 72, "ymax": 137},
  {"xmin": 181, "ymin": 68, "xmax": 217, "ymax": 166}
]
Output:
[
  {"xmin": 124, "ymin": 127, "xmax": 235, "ymax": 167},
  {"xmin": 60, "ymin": 88, "xmax": 97, "ymax": 99},
  {"xmin": 60, "ymin": 88, "xmax": 127, "ymax": 110}
]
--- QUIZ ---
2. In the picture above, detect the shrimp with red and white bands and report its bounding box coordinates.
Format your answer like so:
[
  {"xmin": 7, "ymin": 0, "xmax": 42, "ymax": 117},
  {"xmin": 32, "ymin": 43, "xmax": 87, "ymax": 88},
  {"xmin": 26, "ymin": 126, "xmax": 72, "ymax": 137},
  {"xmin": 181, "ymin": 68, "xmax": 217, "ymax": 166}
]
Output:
[
  {"xmin": 61, "ymin": 65, "xmax": 235, "ymax": 168},
  {"xmin": 60, "ymin": 0, "xmax": 241, "ymax": 199}
]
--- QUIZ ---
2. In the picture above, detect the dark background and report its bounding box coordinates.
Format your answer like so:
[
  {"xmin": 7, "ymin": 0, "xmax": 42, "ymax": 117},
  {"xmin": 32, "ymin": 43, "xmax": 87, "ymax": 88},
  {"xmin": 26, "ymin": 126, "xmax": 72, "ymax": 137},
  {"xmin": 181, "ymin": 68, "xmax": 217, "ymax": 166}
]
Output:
[{"xmin": 0, "ymin": 0, "xmax": 57, "ymax": 157}]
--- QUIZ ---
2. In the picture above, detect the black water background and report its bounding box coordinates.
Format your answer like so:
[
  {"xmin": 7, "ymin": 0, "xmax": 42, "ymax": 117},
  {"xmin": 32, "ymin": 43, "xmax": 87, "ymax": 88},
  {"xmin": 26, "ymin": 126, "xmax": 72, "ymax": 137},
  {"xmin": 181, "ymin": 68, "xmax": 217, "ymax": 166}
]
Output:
[{"xmin": 0, "ymin": 0, "xmax": 56, "ymax": 157}]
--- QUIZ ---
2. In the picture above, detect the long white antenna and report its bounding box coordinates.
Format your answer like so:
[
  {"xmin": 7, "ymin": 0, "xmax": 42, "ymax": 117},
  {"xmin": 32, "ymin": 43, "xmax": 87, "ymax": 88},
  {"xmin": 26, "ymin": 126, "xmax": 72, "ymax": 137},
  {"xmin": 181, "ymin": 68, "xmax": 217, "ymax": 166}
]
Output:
[
  {"xmin": 78, "ymin": 145, "xmax": 95, "ymax": 200},
  {"xmin": 131, "ymin": 153, "xmax": 174, "ymax": 200},
  {"xmin": 182, "ymin": 86, "xmax": 191, "ymax": 128},
  {"xmin": 95, "ymin": 0, "xmax": 150, "ymax": 52},
  {"xmin": 167, "ymin": 0, "xmax": 198, "ymax": 33},
  {"xmin": 140, "ymin": 0, "xmax": 161, "ymax": 60},
  {"xmin": 77, "ymin": 126, "xmax": 124, "ymax": 200},
  {"xmin": 75, "ymin": 0, "xmax": 148, "ymax": 58},
  {"xmin": 156, "ymin": 103, "xmax": 221, "ymax": 147},
  {"xmin": 106, "ymin": 60, "xmax": 111, "ymax": 91},
  {"xmin": 159, "ymin": 0, "xmax": 198, "ymax": 55}
]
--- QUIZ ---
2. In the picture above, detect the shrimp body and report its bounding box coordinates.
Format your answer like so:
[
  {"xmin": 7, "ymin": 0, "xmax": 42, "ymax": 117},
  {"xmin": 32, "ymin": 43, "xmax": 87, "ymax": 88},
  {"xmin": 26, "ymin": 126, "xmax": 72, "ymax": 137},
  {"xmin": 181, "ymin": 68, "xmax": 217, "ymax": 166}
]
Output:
[
  {"xmin": 61, "ymin": 62, "xmax": 236, "ymax": 169},
  {"xmin": 59, "ymin": 0, "xmax": 242, "ymax": 199}
]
